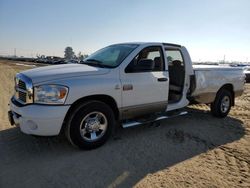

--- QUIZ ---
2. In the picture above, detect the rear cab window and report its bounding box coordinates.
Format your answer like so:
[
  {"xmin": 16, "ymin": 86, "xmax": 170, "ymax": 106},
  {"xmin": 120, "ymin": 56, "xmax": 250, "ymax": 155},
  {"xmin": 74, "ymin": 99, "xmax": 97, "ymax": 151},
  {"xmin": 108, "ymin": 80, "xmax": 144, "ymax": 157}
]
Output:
[{"xmin": 165, "ymin": 50, "xmax": 184, "ymax": 66}]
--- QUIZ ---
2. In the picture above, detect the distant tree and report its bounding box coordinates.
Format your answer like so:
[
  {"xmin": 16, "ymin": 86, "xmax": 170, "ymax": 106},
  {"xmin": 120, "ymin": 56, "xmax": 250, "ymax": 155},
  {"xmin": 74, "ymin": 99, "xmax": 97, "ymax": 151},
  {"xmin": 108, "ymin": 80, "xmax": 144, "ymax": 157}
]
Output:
[
  {"xmin": 77, "ymin": 51, "xmax": 89, "ymax": 61},
  {"xmin": 77, "ymin": 52, "xmax": 82, "ymax": 60},
  {"xmin": 64, "ymin": 47, "xmax": 75, "ymax": 60},
  {"xmin": 83, "ymin": 54, "xmax": 88, "ymax": 59}
]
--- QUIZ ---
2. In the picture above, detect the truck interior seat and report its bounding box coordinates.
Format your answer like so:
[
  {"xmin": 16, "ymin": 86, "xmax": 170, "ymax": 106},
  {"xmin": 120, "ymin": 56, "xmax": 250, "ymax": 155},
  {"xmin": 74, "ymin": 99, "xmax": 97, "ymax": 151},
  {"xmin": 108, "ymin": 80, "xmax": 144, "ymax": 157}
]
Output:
[
  {"xmin": 154, "ymin": 57, "xmax": 162, "ymax": 71},
  {"xmin": 168, "ymin": 60, "xmax": 185, "ymax": 92}
]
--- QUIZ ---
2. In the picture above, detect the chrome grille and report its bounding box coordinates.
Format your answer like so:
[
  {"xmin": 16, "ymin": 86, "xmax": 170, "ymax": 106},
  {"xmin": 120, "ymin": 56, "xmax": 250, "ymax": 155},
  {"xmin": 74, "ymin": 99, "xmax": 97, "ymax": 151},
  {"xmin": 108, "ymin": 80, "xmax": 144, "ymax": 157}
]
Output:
[
  {"xmin": 14, "ymin": 74, "xmax": 33, "ymax": 104},
  {"xmin": 18, "ymin": 90, "xmax": 27, "ymax": 103},
  {"xmin": 18, "ymin": 80, "xmax": 26, "ymax": 90}
]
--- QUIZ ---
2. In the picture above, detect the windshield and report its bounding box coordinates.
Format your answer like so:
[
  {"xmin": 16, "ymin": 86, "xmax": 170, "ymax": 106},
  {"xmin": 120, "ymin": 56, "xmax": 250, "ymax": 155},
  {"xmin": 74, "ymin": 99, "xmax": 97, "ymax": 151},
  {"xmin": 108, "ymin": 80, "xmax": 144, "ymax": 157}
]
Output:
[{"xmin": 83, "ymin": 44, "xmax": 138, "ymax": 68}]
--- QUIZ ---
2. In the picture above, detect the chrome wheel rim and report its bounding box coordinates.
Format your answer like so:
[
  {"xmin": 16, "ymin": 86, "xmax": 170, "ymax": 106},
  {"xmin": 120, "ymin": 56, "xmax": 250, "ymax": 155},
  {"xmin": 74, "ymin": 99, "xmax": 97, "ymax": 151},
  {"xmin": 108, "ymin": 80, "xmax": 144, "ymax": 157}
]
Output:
[
  {"xmin": 79, "ymin": 111, "xmax": 108, "ymax": 142},
  {"xmin": 221, "ymin": 96, "xmax": 230, "ymax": 113}
]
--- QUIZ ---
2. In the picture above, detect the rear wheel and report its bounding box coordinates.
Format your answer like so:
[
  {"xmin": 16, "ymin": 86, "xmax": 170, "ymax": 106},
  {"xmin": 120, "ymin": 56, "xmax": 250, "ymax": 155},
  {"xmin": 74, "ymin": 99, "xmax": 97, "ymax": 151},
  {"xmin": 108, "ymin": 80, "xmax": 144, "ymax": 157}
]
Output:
[
  {"xmin": 65, "ymin": 101, "xmax": 115, "ymax": 149},
  {"xmin": 210, "ymin": 89, "xmax": 232, "ymax": 118}
]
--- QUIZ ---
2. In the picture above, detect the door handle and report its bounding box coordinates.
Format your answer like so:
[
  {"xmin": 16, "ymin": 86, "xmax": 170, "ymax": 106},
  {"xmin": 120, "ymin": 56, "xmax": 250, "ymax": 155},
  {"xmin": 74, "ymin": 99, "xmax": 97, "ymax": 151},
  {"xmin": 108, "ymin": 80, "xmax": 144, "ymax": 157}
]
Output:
[
  {"xmin": 123, "ymin": 84, "xmax": 133, "ymax": 91},
  {"xmin": 157, "ymin": 78, "xmax": 168, "ymax": 82}
]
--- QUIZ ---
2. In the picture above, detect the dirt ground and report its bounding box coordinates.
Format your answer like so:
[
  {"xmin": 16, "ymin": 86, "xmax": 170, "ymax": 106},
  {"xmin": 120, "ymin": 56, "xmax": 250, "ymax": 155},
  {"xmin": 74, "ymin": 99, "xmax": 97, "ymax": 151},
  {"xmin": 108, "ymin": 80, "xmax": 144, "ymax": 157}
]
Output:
[{"xmin": 0, "ymin": 60, "xmax": 249, "ymax": 188}]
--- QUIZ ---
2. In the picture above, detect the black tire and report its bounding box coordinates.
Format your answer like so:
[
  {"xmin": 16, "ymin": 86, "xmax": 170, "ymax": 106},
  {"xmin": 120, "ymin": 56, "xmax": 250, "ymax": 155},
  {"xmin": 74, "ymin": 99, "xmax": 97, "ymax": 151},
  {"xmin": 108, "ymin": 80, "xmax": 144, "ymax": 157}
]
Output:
[
  {"xmin": 65, "ymin": 101, "xmax": 115, "ymax": 150},
  {"xmin": 210, "ymin": 89, "xmax": 233, "ymax": 118}
]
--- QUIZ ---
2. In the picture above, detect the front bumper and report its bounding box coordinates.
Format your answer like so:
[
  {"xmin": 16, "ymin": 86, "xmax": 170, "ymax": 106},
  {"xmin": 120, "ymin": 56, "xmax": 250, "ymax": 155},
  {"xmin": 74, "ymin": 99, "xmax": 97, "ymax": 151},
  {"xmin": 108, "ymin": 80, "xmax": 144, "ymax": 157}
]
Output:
[{"xmin": 9, "ymin": 98, "xmax": 70, "ymax": 136}]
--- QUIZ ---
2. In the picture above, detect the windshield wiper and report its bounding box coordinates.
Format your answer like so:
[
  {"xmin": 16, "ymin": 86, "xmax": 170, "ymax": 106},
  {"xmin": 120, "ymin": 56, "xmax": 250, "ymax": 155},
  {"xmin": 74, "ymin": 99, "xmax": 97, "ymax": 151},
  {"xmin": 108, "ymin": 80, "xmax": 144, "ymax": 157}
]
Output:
[
  {"xmin": 85, "ymin": 59, "xmax": 103, "ymax": 64},
  {"xmin": 81, "ymin": 59, "xmax": 113, "ymax": 68}
]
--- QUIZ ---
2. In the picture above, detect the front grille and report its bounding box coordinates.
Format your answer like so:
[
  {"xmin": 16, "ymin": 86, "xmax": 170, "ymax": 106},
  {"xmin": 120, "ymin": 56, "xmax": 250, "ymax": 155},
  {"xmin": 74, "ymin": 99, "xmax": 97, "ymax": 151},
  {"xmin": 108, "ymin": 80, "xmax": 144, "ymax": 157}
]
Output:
[
  {"xmin": 18, "ymin": 90, "xmax": 27, "ymax": 103},
  {"xmin": 17, "ymin": 80, "xmax": 27, "ymax": 103},
  {"xmin": 14, "ymin": 74, "xmax": 33, "ymax": 105},
  {"xmin": 18, "ymin": 80, "xmax": 26, "ymax": 90}
]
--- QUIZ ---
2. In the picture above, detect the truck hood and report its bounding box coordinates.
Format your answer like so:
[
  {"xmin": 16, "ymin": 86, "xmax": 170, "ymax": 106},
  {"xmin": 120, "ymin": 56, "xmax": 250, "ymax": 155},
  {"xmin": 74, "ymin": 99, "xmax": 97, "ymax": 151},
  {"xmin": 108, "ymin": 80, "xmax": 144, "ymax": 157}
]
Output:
[{"xmin": 21, "ymin": 64, "xmax": 110, "ymax": 84}]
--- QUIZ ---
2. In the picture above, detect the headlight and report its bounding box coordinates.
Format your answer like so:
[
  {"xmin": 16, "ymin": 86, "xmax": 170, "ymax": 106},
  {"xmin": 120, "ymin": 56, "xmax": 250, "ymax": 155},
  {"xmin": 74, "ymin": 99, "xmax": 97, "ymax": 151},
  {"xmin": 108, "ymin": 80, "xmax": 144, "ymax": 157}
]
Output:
[{"xmin": 34, "ymin": 85, "xmax": 69, "ymax": 104}]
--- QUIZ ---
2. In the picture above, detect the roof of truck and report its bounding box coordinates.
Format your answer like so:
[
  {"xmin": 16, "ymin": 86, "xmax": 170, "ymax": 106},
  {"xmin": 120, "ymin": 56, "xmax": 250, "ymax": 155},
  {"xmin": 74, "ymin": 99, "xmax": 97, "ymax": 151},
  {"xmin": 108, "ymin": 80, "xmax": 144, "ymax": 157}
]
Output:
[{"xmin": 113, "ymin": 42, "xmax": 182, "ymax": 47}]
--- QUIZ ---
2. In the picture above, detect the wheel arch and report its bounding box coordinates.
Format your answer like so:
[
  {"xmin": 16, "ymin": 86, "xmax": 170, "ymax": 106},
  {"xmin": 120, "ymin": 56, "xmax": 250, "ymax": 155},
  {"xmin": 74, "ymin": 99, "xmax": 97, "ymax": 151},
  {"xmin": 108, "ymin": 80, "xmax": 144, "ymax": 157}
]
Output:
[
  {"xmin": 61, "ymin": 94, "xmax": 119, "ymax": 134},
  {"xmin": 217, "ymin": 83, "xmax": 235, "ymax": 106}
]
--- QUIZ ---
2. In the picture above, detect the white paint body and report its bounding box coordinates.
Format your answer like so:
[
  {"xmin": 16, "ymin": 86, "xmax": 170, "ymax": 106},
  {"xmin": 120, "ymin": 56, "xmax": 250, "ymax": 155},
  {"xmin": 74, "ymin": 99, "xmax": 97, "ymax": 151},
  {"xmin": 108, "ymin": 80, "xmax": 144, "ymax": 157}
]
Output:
[
  {"xmin": 9, "ymin": 43, "xmax": 245, "ymax": 136},
  {"xmin": 192, "ymin": 65, "xmax": 245, "ymax": 103}
]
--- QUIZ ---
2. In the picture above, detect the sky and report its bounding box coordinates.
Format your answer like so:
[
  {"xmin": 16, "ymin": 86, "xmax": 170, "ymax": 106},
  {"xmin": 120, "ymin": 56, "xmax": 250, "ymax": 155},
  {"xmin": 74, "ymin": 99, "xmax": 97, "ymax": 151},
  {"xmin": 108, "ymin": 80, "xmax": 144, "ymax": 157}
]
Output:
[{"xmin": 0, "ymin": 0, "xmax": 249, "ymax": 62}]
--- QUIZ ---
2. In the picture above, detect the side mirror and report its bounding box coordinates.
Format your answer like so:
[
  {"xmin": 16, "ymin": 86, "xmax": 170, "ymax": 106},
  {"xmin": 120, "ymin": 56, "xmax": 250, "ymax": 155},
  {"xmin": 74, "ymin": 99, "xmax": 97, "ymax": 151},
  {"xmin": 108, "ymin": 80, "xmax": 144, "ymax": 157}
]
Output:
[{"xmin": 134, "ymin": 59, "xmax": 155, "ymax": 72}]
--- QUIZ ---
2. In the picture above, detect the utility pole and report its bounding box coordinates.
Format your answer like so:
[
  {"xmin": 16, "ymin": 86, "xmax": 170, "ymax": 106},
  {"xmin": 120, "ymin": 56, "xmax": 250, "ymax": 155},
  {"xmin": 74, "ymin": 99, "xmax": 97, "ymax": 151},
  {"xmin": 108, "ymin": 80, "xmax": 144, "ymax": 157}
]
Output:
[{"xmin": 14, "ymin": 48, "xmax": 16, "ymax": 57}]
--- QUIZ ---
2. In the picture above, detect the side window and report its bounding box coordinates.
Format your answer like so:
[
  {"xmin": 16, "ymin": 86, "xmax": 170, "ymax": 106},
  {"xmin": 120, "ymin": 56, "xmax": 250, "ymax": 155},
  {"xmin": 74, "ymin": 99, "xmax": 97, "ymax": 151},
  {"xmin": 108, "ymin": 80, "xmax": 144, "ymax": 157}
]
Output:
[
  {"xmin": 125, "ymin": 46, "xmax": 164, "ymax": 73},
  {"xmin": 165, "ymin": 50, "xmax": 184, "ymax": 67}
]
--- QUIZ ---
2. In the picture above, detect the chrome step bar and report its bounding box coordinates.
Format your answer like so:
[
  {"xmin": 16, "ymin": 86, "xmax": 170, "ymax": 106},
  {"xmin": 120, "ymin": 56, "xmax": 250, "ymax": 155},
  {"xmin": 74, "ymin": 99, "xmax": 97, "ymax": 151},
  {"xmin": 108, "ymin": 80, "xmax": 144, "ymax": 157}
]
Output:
[{"xmin": 122, "ymin": 111, "xmax": 188, "ymax": 128}]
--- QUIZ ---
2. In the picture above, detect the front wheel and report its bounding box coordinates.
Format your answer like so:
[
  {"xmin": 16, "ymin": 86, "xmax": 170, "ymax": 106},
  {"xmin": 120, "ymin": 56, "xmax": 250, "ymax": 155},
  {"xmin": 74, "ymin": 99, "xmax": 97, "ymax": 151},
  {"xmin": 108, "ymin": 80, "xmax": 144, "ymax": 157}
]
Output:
[
  {"xmin": 210, "ymin": 89, "xmax": 232, "ymax": 118},
  {"xmin": 65, "ymin": 101, "xmax": 115, "ymax": 150}
]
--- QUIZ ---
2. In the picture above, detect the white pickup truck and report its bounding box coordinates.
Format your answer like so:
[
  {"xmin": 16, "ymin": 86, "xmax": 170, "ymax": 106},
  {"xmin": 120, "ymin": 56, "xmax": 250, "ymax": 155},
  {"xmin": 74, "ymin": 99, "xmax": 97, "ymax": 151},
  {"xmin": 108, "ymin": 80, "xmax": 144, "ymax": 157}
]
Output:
[{"xmin": 8, "ymin": 42, "xmax": 245, "ymax": 149}]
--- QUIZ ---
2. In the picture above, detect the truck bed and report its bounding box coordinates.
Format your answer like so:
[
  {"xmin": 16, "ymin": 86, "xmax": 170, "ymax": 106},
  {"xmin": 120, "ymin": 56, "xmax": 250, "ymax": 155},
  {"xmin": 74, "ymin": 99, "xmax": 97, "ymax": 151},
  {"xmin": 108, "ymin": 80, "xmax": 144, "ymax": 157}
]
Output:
[
  {"xmin": 191, "ymin": 65, "xmax": 245, "ymax": 104},
  {"xmin": 193, "ymin": 64, "xmax": 243, "ymax": 71}
]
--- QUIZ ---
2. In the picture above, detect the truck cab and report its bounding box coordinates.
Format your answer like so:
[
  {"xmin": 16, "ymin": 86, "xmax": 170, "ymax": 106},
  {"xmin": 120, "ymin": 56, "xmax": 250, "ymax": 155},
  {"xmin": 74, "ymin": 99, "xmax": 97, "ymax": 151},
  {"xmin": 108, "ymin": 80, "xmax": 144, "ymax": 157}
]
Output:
[{"xmin": 118, "ymin": 43, "xmax": 194, "ymax": 119}]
